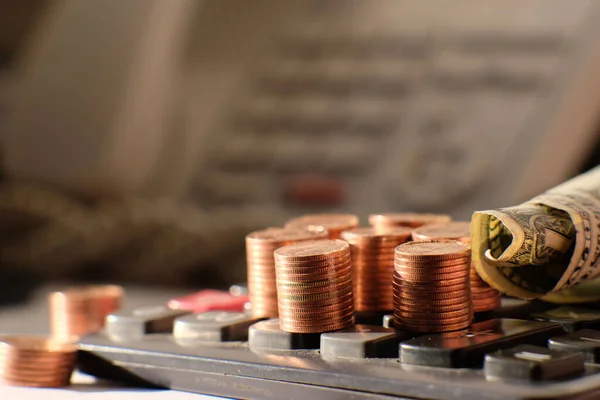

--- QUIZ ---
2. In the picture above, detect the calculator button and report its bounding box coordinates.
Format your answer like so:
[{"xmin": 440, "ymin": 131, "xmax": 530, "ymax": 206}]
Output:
[
  {"xmin": 400, "ymin": 319, "xmax": 564, "ymax": 368},
  {"xmin": 174, "ymin": 311, "xmax": 261, "ymax": 343},
  {"xmin": 248, "ymin": 319, "xmax": 320, "ymax": 350},
  {"xmin": 532, "ymin": 307, "xmax": 600, "ymax": 332},
  {"xmin": 105, "ymin": 305, "xmax": 191, "ymax": 341},
  {"xmin": 484, "ymin": 344, "xmax": 584, "ymax": 381},
  {"xmin": 382, "ymin": 314, "xmax": 395, "ymax": 329},
  {"xmin": 548, "ymin": 329, "xmax": 600, "ymax": 363},
  {"xmin": 321, "ymin": 325, "xmax": 409, "ymax": 358}
]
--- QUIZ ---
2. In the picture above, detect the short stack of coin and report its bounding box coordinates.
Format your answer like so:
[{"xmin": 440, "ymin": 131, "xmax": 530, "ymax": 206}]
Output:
[
  {"xmin": 340, "ymin": 227, "xmax": 413, "ymax": 312},
  {"xmin": 0, "ymin": 335, "xmax": 77, "ymax": 387},
  {"xmin": 393, "ymin": 240, "xmax": 473, "ymax": 332},
  {"xmin": 274, "ymin": 240, "xmax": 354, "ymax": 333},
  {"xmin": 369, "ymin": 213, "xmax": 452, "ymax": 229},
  {"xmin": 412, "ymin": 222, "xmax": 502, "ymax": 312},
  {"xmin": 284, "ymin": 213, "xmax": 359, "ymax": 239},
  {"xmin": 246, "ymin": 227, "xmax": 329, "ymax": 318},
  {"xmin": 49, "ymin": 285, "xmax": 124, "ymax": 338}
]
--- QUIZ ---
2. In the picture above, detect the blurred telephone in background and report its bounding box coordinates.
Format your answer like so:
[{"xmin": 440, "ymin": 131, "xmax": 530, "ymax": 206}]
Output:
[{"xmin": 2, "ymin": 0, "xmax": 600, "ymax": 219}]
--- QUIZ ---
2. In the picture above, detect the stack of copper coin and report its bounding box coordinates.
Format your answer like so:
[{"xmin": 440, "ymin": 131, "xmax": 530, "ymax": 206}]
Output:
[
  {"xmin": 412, "ymin": 222, "xmax": 502, "ymax": 312},
  {"xmin": 340, "ymin": 227, "xmax": 413, "ymax": 312},
  {"xmin": 284, "ymin": 213, "xmax": 359, "ymax": 239},
  {"xmin": 49, "ymin": 285, "xmax": 124, "ymax": 338},
  {"xmin": 0, "ymin": 335, "xmax": 77, "ymax": 387},
  {"xmin": 369, "ymin": 213, "xmax": 451, "ymax": 229},
  {"xmin": 274, "ymin": 240, "xmax": 354, "ymax": 333},
  {"xmin": 393, "ymin": 240, "xmax": 473, "ymax": 333},
  {"xmin": 246, "ymin": 227, "xmax": 329, "ymax": 318}
]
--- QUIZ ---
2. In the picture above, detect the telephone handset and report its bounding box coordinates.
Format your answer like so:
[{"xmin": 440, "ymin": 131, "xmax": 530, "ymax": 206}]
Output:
[{"xmin": 3, "ymin": 0, "xmax": 600, "ymax": 219}]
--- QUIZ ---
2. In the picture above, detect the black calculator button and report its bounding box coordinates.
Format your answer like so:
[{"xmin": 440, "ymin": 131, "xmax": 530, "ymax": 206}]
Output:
[
  {"xmin": 484, "ymin": 344, "xmax": 584, "ymax": 381},
  {"xmin": 248, "ymin": 319, "xmax": 321, "ymax": 350},
  {"xmin": 532, "ymin": 307, "xmax": 600, "ymax": 332},
  {"xmin": 105, "ymin": 305, "xmax": 191, "ymax": 341},
  {"xmin": 382, "ymin": 314, "xmax": 394, "ymax": 329},
  {"xmin": 320, "ymin": 325, "xmax": 410, "ymax": 358},
  {"xmin": 173, "ymin": 311, "xmax": 261, "ymax": 343},
  {"xmin": 400, "ymin": 318, "xmax": 564, "ymax": 368},
  {"xmin": 548, "ymin": 329, "xmax": 600, "ymax": 363}
]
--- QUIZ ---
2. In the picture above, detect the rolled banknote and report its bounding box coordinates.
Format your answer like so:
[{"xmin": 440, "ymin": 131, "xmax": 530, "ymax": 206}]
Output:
[{"xmin": 471, "ymin": 165, "xmax": 600, "ymax": 301}]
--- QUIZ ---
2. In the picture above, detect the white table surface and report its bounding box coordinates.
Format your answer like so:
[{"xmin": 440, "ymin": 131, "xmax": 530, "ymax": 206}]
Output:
[{"xmin": 0, "ymin": 284, "xmax": 223, "ymax": 399}]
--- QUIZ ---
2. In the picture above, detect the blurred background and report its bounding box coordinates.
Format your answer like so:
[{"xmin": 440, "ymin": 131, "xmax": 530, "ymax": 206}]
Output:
[{"xmin": 0, "ymin": 0, "xmax": 599, "ymax": 303}]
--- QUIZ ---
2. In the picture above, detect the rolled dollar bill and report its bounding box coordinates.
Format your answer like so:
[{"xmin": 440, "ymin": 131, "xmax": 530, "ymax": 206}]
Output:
[{"xmin": 471, "ymin": 166, "xmax": 600, "ymax": 301}]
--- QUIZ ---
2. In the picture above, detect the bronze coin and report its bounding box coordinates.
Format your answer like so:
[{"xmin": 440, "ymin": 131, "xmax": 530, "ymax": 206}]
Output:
[
  {"xmin": 411, "ymin": 221, "xmax": 471, "ymax": 243},
  {"xmin": 274, "ymin": 240, "xmax": 350, "ymax": 261},
  {"xmin": 368, "ymin": 213, "xmax": 451, "ymax": 228},
  {"xmin": 285, "ymin": 214, "xmax": 359, "ymax": 232},
  {"xmin": 395, "ymin": 240, "xmax": 470, "ymax": 260},
  {"xmin": 246, "ymin": 227, "xmax": 328, "ymax": 244}
]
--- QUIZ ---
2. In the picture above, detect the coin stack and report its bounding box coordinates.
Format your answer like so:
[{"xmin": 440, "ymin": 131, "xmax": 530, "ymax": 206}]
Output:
[
  {"xmin": 284, "ymin": 213, "xmax": 359, "ymax": 239},
  {"xmin": 369, "ymin": 213, "xmax": 452, "ymax": 229},
  {"xmin": 246, "ymin": 227, "xmax": 329, "ymax": 318},
  {"xmin": 393, "ymin": 240, "xmax": 473, "ymax": 332},
  {"xmin": 49, "ymin": 285, "xmax": 124, "ymax": 338},
  {"xmin": 412, "ymin": 222, "xmax": 502, "ymax": 312},
  {"xmin": 0, "ymin": 335, "xmax": 77, "ymax": 387},
  {"xmin": 340, "ymin": 227, "xmax": 413, "ymax": 312},
  {"xmin": 274, "ymin": 240, "xmax": 354, "ymax": 333}
]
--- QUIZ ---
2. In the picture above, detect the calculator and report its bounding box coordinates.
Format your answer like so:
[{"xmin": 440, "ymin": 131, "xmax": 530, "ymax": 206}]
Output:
[{"xmin": 78, "ymin": 297, "xmax": 600, "ymax": 399}]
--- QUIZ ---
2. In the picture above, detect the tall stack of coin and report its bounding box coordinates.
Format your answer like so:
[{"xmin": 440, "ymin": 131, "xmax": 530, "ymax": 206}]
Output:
[
  {"xmin": 340, "ymin": 227, "xmax": 413, "ymax": 312},
  {"xmin": 369, "ymin": 213, "xmax": 451, "ymax": 229},
  {"xmin": 412, "ymin": 222, "xmax": 502, "ymax": 312},
  {"xmin": 284, "ymin": 213, "xmax": 359, "ymax": 239},
  {"xmin": 274, "ymin": 240, "xmax": 354, "ymax": 333},
  {"xmin": 393, "ymin": 240, "xmax": 472, "ymax": 332},
  {"xmin": 0, "ymin": 336, "xmax": 77, "ymax": 387},
  {"xmin": 246, "ymin": 227, "xmax": 329, "ymax": 318},
  {"xmin": 49, "ymin": 285, "xmax": 124, "ymax": 338}
]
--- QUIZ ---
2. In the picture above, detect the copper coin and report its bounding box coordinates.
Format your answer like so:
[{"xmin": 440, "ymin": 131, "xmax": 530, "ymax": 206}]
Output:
[
  {"xmin": 394, "ymin": 308, "xmax": 472, "ymax": 319},
  {"xmin": 411, "ymin": 221, "xmax": 471, "ymax": 243},
  {"xmin": 279, "ymin": 320, "xmax": 354, "ymax": 334},
  {"xmin": 274, "ymin": 240, "xmax": 350, "ymax": 261},
  {"xmin": 277, "ymin": 285, "xmax": 354, "ymax": 302},
  {"xmin": 274, "ymin": 258, "xmax": 352, "ymax": 271},
  {"xmin": 368, "ymin": 213, "xmax": 452, "ymax": 228},
  {"xmin": 396, "ymin": 314, "xmax": 472, "ymax": 325},
  {"xmin": 341, "ymin": 226, "xmax": 414, "ymax": 241},
  {"xmin": 395, "ymin": 240, "xmax": 470, "ymax": 260},
  {"xmin": 285, "ymin": 214, "xmax": 359, "ymax": 235},
  {"xmin": 394, "ymin": 265, "xmax": 470, "ymax": 276},
  {"xmin": 395, "ymin": 301, "xmax": 470, "ymax": 313},
  {"xmin": 277, "ymin": 308, "xmax": 355, "ymax": 322},
  {"xmin": 397, "ymin": 321, "xmax": 471, "ymax": 333},
  {"xmin": 276, "ymin": 281, "xmax": 352, "ymax": 295},
  {"xmin": 246, "ymin": 227, "xmax": 328, "ymax": 244}
]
